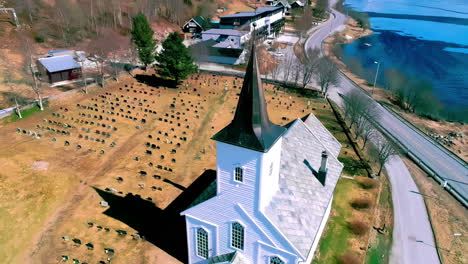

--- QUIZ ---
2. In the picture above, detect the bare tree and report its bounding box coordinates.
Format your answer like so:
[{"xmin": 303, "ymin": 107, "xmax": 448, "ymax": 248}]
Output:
[
  {"xmin": 293, "ymin": 60, "xmax": 301, "ymax": 86},
  {"xmin": 355, "ymin": 119, "xmax": 377, "ymax": 149},
  {"xmin": 343, "ymin": 90, "xmax": 379, "ymax": 131},
  {"xmin": 316, "ymin": 56, "xmax": 338, "ymax": 95},
  {"xmin": 22, "ymin": 36, "xmax": 44, "ymax": 110},
  {"xmin": 88, "ymin": 28, "xmax": 125, "ymax": 87},
  {"xmin": 301, "ymin": 48, "xmax": 320, "ymax": 89},
  {"xmin": 270, "ymin": 59, "xmax": 281, "ymax": 81},
  {"xmin": 369, "ymin": 137, "xmax": 400, "ymax": 176},
  {"xmin": 283, "ymin": 53, "xmax": 295, "ymax": 83}
]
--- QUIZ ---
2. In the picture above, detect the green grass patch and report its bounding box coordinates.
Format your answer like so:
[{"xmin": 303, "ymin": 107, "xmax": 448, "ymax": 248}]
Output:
[
  {"xmin": 2, "ymin": 104, "xmax": 48, "ymax": 124},
  {"xmin": 313, "ymin": 178, "xmax": 359, "ymax": 263},
  {"xmin": 367, "ymin": 175, "xmax": 393, "ymax": 264},
  {"xmin": 367, "ymin": 233, "xmax": 390, "ymax": 264}
]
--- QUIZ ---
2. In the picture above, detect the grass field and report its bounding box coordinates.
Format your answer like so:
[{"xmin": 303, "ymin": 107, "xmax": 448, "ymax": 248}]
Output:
[
  {"xmin": 312, "ymin": 102, "xmax": 387, "ymax": 264},
  {"xmin": 0, "ymin": 71, "xmax": 350, "ymax": 264}
]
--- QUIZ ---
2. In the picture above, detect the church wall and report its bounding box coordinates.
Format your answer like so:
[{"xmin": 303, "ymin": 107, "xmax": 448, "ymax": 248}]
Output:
[
  {"xmin": 184, "ymin": 203, "xmax": 277, "ymax": 264},
  {"xmin": 216, "ymin": 141, "xmax": 262, "ymax": 207},
  {"xmin": 258, "ymin": 138, "xmax": 283, "ymax": 211},
  {"xmin": 185, "ymin": 216, "xmax": 219, "ymax": 264},
  {"xmin": 256, "ymin": 241, "xmax": 299, "ymax": 264}
]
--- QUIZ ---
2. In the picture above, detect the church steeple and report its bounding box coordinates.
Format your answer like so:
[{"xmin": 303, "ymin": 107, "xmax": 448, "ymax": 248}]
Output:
[{"xmin": 212, "ymin": 44, "xmax": 286, "ymax": 152}]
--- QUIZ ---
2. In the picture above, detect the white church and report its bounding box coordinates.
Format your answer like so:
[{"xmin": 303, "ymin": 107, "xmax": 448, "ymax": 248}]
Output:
[{"xmin": 181, "ymin": 44, "xmax": 344, "ymax": 264}]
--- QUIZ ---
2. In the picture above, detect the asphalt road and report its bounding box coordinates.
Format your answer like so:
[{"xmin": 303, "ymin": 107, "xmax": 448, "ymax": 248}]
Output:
[{"xmin": 302, "ymin": 2, "xmax": 465, "ymax": 263}]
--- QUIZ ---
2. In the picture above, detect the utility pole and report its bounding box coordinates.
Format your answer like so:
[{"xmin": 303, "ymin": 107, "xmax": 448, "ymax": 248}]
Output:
[{"xmin": 372, "ymin": 61, "xmax": 380, "ymax": 94}]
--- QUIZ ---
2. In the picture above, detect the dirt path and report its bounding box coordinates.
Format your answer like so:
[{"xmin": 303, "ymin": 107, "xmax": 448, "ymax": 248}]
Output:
[{"xmin": 26, "ymin": 127, "xmax": 146, "ymax": 263}]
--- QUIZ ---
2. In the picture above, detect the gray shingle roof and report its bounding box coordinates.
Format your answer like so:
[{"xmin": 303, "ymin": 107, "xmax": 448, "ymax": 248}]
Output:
[
  {"xmin": 203, "ymin": 29, "xmax": 248, "ymax": 36},
  {"xmin": 221, "ymin": 6, "xmax": 283, "ymax": 18},
  {"xmin": 303, "ymin": 114, "xmax": 341, "ymax": 158},
  {"xmin": 38, "ymin": 55, "xmax": 80, "ymax": 73},
  {"xmin": 265, "ymin": 118, "xmax": 343, "ymax": 257}
]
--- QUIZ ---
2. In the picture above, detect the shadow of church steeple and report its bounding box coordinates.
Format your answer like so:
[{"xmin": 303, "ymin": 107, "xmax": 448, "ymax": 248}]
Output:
[{"xmin": 93, "ymin": 169, "xmax": 216, "ymax": 263}]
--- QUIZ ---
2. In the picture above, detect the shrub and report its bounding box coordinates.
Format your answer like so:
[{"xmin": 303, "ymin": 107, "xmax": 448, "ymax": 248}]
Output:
[
  {"xmin": 348, "ymin": 220, "xmax": 368, "ymax": 236},
  {"xmin": 34, "ymin": 34, "xmax": 45, "ymax": 43},
  {"xmin": 359, "ymin": 178, "xmax": 377, "ymax": 189},
  {"xmin": 350, "ymin": 197, "xmax": 371, "ymax": 210},
  {"xmin": 338, "ymin": 252, "xmax": 360, "ymax": 264},
  {"xmin": 338, "ymin": 157, "xmax": 367, "ymax": 176}
]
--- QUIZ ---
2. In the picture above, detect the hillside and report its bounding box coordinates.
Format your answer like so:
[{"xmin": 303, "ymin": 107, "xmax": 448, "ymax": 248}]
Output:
[{"xmin": 0, "ymin": 0, "xmax": 255, "ymax": 109}]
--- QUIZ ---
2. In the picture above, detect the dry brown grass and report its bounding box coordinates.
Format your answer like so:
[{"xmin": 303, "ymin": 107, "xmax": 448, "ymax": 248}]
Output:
[
  {"xmin": 358, "ymin": 177, "xmax": 377, "ymax": 190},
  {"xmin": 348, "ymin": 220, "xmax": 368, "ymax": 236},
  {"xmin": 338, "ymin": 252, "xmax": 361, "ymax": 264},
  {"xmin": 0, "ymin": 72, "xmax": 336, "ymax": 264},
  {"xmin": 403, "ymin": 158, "xmax": 467, "ymax": 264}
]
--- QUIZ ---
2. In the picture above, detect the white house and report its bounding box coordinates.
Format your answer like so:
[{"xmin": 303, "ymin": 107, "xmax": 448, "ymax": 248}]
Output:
[{"xmin": 181, "ymin": 45, "xmax": 343, "ymax": 264}]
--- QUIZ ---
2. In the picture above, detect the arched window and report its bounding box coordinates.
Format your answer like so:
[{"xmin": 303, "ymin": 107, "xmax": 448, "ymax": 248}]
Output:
[
  {"xmin": 270, "ymin": 256, "xmax": 284, "ymax": 264},
  {"xmin": 196, "ymin": 228, "xmax": 209, "ymax": 259},
  {"xmin": 234, "ymin": 167, "xmax": 243, "ymax": 182},
  {"xmin": 231, "ymin": 222, "xmax": 244, "ymax": 250}
]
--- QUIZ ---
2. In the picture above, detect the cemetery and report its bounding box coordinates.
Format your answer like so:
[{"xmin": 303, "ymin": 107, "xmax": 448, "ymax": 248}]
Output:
[{"xmin": 0, "ymin": 71, "xmax": 361, "ymax": 264}]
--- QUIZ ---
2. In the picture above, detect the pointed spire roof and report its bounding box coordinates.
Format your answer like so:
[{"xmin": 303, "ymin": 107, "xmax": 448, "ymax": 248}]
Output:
[{"xmin": 212, "ymin": 44, "xmax": 286, "ymax": 152}]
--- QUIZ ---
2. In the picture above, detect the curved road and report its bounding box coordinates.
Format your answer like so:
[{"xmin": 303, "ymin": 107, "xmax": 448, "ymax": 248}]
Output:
[{"xmin": 304, "ymin": 1, "xmax": 468, "ymax": 263}]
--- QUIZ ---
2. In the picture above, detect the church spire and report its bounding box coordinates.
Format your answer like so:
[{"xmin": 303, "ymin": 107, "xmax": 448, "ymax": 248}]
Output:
[{"xmin": 212, "ymin": 43, "xmax": 286, "ymax": 152}]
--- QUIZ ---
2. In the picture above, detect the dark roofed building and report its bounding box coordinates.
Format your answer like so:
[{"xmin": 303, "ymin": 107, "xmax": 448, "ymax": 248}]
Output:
[
  {"xmin": 291, "ymin": 0, "xmax": 305, "ymax": 8},
  {"xmin": 275, "ymin": 0, "xmax": 292, "ymax": 14},
  {"xmin": 183, "ymin": 16, "xmax": 207, "ymax": 34},
  {"xmin": 37, "ymin": 55, "xmax": 81, "ymax": 83}
]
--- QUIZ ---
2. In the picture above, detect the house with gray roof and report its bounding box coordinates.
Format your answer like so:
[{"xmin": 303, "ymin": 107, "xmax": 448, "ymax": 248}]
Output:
[
  {"xmin": 181, "ymin": 43, "xmax": 343, "ymax": 264},
  {"xmin": 37, "ymin": 55, "xmax": 81, "ymax": 83}
]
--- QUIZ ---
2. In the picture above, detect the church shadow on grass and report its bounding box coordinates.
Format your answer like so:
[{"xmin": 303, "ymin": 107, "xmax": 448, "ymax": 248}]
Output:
[
  {"xmin": 93, "ymin": 169, "xmax": 216, "ymax": 263},
  {"xmin": 135, "ymin": 74, "xmax": 178, "ymax": 88}
]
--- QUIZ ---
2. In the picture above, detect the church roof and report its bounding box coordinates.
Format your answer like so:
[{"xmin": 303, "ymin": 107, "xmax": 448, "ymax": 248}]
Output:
[
  {"xmin": 303, "ymin": 113, "xmax": 341, "ymax": 158},
  {"xmin": 265, "ymin": 118, "xmax": 343, "ymax": 257},
  {"xmin": 212, "ymin": 45, "xmax": 286, "ymax": 152}
]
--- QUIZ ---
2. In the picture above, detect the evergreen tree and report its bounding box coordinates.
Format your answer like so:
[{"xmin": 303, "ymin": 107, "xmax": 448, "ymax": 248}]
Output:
[
  {"xmin": 131, "ymin": 13, "xmax": 156, "ymax": 68},
  {"xmin": 156, "ymin": 32, "xmax": 197, "ymax": 83}
]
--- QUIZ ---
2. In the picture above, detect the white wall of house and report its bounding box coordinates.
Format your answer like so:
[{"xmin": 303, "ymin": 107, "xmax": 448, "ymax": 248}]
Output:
[{"xmin": 249, "ymin": 11, "xmax": 284, "ymax": 32}]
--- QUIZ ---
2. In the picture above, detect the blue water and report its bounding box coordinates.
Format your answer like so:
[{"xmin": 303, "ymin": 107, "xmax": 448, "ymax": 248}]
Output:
[{"xmin": 341, "ymin": 0, "xmax": 468, "ymax": 115}]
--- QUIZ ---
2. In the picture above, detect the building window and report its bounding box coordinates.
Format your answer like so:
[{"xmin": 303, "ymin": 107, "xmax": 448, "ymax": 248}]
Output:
[
  {"xmin": 269, "ymin": 163, "xmax": 274, "ymax": 176},
  {"xmin": 234, "ymin": 167, "xmax": 243, "ymax": 182},
  {"xmin": 231, "ymin": 222, "xmax": 244, "ymax": 250},
  {"xmin": 196, "ymin": 228, "xmax": 209, "ymax": 259},
  {"xmin": 270, "ymin": 256, "xmax": 284, "ymax": 264}
]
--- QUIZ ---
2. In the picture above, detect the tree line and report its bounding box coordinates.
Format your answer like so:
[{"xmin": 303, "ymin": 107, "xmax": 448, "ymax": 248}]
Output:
[
  {"xmin": 13, "ymin": 0, "xmax": 191, "ymax": 45},
  {"xmin": 342, "ymin": 90, "xmax": 399, "ymax": 175}
]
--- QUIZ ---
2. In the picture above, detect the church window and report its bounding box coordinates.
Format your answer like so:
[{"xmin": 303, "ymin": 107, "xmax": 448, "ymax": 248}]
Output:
[
  {"xmin": 196, "ymin": 228, "xmax": 209, "ymax": 259},
  {"xmin": 270, "ymin": 256, "xmax": 284, "ymax": 264},
  {"xmin": 234, "ymin": 167, "xmax": 243, "ymax": 182},
  {"xmin": 231, "ymin": 222, "xmax": 244, "ymax": 250}
]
